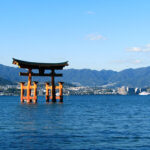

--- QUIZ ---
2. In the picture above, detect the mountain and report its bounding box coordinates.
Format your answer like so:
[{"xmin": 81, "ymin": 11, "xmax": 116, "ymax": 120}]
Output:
[
  {"xmin": 61, "ymin": 69, "xmax": 117, "ymax": 86},
  {"xmin": 0, "ymin": 64, "xmax": 150, "ymax": 88},
  {"xmin": 0, "ymin": 76, "xmax": 14, "ymax": 85}
]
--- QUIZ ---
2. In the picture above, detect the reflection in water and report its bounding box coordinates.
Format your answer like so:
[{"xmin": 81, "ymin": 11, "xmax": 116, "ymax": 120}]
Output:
[{"xmin": 0, "ymin": 96, "xmax": 150, "ymax": 149}]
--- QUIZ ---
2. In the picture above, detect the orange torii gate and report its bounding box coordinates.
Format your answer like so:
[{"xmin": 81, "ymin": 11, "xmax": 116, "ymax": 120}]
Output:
[{"xmin": 12, "ymin": 58, "xmax": 68, "ymax": 103}]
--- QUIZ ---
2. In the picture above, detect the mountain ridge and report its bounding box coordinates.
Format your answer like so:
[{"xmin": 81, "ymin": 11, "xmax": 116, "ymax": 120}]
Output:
[{"xmin": 0, "ymin": 64, "xmax": 150, "ymax": 87}]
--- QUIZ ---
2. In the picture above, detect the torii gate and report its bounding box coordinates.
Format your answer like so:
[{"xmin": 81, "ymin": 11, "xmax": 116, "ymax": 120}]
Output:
[{"xmin": 12, "ymin": 58, "xmax": 68, "ymax": 103}]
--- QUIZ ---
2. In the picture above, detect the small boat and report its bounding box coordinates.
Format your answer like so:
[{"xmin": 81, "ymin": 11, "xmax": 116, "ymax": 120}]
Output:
[
  {"xmin": 56, "ymin": 92, "xmax": 60, "ymax": 96},
  {"xmin": 139, "ymin": 91, "xmax": 150, "ymax": 95}
]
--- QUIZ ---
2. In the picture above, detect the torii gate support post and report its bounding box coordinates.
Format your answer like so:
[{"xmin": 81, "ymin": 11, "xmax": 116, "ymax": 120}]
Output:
[
  {"xmin": 51, "ymin": 69, "xmax": 56, "ymax": 102},
  {"xmin": 27, "ymin": 69, "xmax": 32, "ymax": 103},
  {"xmin": 33, "ymin": 81, "xmax": 38, "ymax": 103},
  {"xmin": 19, "ymin": 69, "xmax": 38, "ymax": 104},
  {"xmin": 59, "ymin": 82, "xmax": 63, "ymax": 103},
  {"xmin": 46, "ymin": 82, "xmax": 50, "ymax": 103},
  {"xmin": 20, "ymin": 82, "xmax": 25, "ymax": 103},
  {"xmin": 45, "ymin": 82, "xmax": 63, "ymax": 103}
]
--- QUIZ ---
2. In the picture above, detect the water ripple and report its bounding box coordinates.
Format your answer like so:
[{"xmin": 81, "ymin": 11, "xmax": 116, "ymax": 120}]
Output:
[{"xmin": 0, "ymin": 95, "xmax": 150, "ymax": 149}]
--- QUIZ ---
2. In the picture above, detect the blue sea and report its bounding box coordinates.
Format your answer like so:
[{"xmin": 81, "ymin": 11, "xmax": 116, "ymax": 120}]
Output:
[{"xmin": 1, "ymin": 95, "xmax": 150, "ymax": 150}]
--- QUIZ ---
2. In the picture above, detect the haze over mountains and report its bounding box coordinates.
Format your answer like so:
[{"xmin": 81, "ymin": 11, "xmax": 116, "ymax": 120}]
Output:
[{"xmin": 0, "ymin": 64, "xmax": 150, "ymax": 88}]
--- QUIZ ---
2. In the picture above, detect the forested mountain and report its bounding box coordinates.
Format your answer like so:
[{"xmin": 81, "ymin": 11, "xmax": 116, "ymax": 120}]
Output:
[
  {"xmin": 0, "ymin": 64, "xmax": 150, "ymax": 88},
  {"xmin": 0, "ymin": 76, "xmax": 14, "ymax": 85}
]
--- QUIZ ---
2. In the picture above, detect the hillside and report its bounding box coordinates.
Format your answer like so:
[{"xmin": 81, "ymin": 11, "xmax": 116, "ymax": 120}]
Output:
[
  {"xmin": 0, "ymin": 64, "xmax": 150, "ymax": 87},
  {"xmin": 0, "ymin": 76, "xmax": 14, "ymax": 85}
]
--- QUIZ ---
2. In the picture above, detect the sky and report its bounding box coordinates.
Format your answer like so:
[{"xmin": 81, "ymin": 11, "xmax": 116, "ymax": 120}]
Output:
[{"xmin": 0, "ymin": 0, "xmax": 150, "ymax": 71}]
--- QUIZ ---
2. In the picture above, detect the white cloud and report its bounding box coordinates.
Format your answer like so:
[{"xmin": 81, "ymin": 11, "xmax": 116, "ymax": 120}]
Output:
[
  {"xmin": 127, "ymin": 47, "xmax": 142, "ymax": 52},
  {"xmin": 126, "ymin": 44, "xmax": 150, "ymax": 52},
  {"xmin": 86, "ymin": 11, "xmax": 95, "ymax": 15},
  {"xmin": 86, "ymin": 33, "xmax": 106, "ymax": 41},
  {"xmin": 146, "ymin": 44, "xmax": 150, "ymax": 47}
]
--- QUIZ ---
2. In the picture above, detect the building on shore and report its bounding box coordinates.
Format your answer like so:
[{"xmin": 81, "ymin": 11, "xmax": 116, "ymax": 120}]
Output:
[{"xmin": 117, "ymin": 86, "xmax": 127, "ymax": 95}]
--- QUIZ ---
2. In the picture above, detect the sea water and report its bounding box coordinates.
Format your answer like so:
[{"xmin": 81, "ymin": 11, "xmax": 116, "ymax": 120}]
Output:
[{"xmin": 0, "ymin": 95, "xmax": 150, "ymax": 150}]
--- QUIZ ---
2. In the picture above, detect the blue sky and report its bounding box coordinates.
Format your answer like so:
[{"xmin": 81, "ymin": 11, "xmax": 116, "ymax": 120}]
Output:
[{"xmin": 0, "ymin": 0, "xmax": 150, "ymax": 71}]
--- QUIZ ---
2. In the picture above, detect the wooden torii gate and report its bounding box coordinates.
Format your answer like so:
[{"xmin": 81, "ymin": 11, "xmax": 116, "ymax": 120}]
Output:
[{"xmin": 12, "ymin": 58, "xmax": 68, "ymax": 103}]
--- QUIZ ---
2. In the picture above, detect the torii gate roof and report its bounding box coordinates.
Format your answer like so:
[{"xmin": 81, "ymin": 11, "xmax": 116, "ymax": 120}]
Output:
[{"xmin": 12, "ymin": 58, "xmax": 68, "ymax": 70}]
